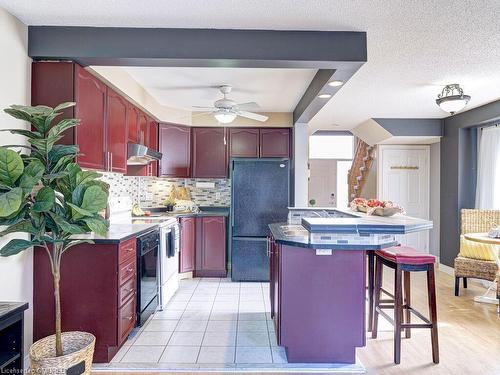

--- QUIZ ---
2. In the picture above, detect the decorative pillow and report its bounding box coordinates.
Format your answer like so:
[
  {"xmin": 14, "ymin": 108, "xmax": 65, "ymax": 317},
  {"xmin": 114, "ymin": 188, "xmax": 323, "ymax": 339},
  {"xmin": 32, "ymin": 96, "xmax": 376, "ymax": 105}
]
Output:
[{"xmin": 459, "ymin": 235, "xmax": 497, "ymax": 261}]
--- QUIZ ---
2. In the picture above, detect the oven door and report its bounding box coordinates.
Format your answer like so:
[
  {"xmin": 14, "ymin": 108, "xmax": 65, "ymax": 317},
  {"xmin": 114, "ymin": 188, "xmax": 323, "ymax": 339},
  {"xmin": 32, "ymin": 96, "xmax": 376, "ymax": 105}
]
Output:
[{"xmin": 137, "ymin": 244, "xmax": 159, "ymax": 326}]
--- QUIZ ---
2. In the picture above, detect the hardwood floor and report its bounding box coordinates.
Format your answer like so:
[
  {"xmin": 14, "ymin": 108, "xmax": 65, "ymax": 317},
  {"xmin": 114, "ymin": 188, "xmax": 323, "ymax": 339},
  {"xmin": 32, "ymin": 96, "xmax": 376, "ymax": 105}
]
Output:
[
  {"xmin": 93, "ymin": 267, "xmax": 499, "ymax": 375},
  {"xmin": 358, "ymin": 266, "xmax": 500, "ymax": 375}
]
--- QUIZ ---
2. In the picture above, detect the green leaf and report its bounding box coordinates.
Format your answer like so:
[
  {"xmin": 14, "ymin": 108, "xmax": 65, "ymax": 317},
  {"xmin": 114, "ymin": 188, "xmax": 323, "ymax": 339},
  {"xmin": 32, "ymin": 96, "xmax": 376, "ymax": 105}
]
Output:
[
  {"xmin": 81, "ymin": 185, "xmax": 108, "ymax": 213},
  {"xmin": 0, "ymin": 204, "xmax": 27, "ymax": 226},
  {"xmin": 29, "ymin": 136, "xmax": 61, "ymax": 155},
  {"xmin": 76, "ymin": 170, "xmax": 101, "ymax": 186},
  {"xmin": 48, "ymin": 118, "xmax": 80, "ymax": 138},
  {"xmin": 53, "ymin": 102, "xmax": 76, "ymax": 112},
  {"xmin": 82, "ymin": 216, "xmax": 108, "ymax": 236},
  {"xmin": 0, "ymin": 239, "xmax": 35, "ymax": 257},
  {"xmin": 0, "ymin": 148, "xmax": 24, "ymax": 186},
  {"xmin": 43, "ymin": 171, "xmax": 69, "ymax": 181},
  {"xmin": 51, "ymin": 154, "xmax": 78, "ymax": 174},
  {"xmin": 0, "ymin": 220, "xmax": 37, "ymax": 236},
  {"xmin": 65, "ymin": 163, "xmax": 82, "ymax": 190},
  {"xmin": 48, "ymin": 144, "xmax": 79, "ymax": 164},
  {"xmin": 0, "ymin": 187, "xmax": 23, "ymax": 217},
  {"xmin": 48, "ymin": 212, "xmax": 87, "ymax": 234},
  {"xmin": 32, "ymin": 187, "xmax": 55, "ymax": 212},
  {"xmin": 67, "ymin": 202, "xmax": 94, "ymax": 220},
  {"xmin": 18, "ymin": 160, "xmax": 45, "ymax": 193}
]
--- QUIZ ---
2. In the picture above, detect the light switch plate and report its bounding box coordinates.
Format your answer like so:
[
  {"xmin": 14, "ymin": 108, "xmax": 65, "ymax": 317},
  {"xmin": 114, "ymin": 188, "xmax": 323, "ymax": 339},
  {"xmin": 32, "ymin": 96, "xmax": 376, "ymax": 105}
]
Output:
[
  {"xmin": 196, "ymin": 181, "xmax": 216, "ymax": 188},
  {"xmin": 315, "ymin": 249, "xmax": 333, "ymax": 256}
]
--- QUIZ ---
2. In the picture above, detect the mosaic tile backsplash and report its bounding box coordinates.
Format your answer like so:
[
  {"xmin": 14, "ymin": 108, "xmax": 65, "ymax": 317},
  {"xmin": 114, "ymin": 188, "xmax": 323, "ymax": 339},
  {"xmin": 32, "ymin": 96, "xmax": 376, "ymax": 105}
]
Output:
[{"xmin": 99, "ymin": 172, "xmax": 231, "ymax": 208}]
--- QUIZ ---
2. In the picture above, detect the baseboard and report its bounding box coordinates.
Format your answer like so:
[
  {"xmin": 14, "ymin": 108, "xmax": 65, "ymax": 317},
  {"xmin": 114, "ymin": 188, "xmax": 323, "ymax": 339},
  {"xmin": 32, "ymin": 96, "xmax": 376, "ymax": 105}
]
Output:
[{"xmin": 438, "ymin": 263, "xmax": 454, "ymax": 275}]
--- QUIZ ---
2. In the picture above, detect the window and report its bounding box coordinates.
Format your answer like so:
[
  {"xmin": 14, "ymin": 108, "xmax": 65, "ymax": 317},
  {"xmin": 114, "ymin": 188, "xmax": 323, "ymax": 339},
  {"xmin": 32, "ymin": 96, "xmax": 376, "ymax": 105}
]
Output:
[
  {"xmin": 476, "ymin": 125, "xmax": 500, "ymax": 209},
  {"xmin": 309, "ymin": 133, "xmax": 353, "ymax": 159}
]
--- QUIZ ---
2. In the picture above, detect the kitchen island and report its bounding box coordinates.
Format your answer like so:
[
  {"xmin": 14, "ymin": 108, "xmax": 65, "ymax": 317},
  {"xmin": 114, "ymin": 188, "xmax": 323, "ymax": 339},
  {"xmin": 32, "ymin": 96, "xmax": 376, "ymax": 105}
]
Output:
[{"xmin": 268, "ymin": 211, "xmax": 432, "ymax": 364}]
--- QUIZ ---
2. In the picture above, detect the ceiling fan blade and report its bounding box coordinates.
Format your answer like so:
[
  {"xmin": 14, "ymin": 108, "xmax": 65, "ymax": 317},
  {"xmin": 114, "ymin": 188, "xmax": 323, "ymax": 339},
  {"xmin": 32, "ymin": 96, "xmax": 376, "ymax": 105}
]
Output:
[
  {"xmin": 237, "ymin": 111, "xmax": 269, "ymax": 122},
  {"xmin": 192, "ymin": 105, "xmax": 214, "ymax": 110},
  {"xmin": 236, "ymin": 101, "xmax": 260, "ymax": 109}
]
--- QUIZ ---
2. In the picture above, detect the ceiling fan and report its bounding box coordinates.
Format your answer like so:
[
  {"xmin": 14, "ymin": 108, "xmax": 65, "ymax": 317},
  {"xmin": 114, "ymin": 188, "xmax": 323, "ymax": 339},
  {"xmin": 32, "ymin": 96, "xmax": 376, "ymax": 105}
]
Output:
[{"xmin": 193, "ymin": 85, "xmax": 268, "ymax": 124}]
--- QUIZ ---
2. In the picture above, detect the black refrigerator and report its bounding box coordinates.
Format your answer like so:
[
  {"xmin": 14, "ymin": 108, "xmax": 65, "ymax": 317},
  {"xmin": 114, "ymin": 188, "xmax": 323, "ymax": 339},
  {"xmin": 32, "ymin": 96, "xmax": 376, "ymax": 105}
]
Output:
[{"xmin": 231, "ymin": 158, "xmax": 290, "ymax": 281}]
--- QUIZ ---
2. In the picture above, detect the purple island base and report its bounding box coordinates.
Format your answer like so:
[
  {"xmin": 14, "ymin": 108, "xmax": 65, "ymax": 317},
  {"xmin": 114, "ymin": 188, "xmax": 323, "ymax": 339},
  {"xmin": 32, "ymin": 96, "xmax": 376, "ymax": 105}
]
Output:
[{"xmin": 274, "ymin": 245, "xmax": 365, "ymax": 363}]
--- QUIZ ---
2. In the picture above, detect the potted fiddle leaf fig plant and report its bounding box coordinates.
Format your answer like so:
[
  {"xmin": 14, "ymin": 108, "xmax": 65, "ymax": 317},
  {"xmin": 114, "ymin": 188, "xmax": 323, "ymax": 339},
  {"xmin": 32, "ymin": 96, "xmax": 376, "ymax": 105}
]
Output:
[{"xmin": 0, "ymin": 103, "xmax": 109, "ymax": 375}]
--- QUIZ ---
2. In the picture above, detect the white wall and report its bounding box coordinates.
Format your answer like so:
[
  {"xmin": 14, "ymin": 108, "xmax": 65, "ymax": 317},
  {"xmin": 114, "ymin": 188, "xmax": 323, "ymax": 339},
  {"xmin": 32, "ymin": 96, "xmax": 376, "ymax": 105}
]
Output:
[
  {"xmin": 0, "ymin": 8, "xmax": 33, "ymax": 356},
  {"xmin": 429, "ymin": 142, "xmax": 441, "ymax": 257},
  {"xmin": 293, "ymin": 123, "xmax": 309, "ymax": 206}
]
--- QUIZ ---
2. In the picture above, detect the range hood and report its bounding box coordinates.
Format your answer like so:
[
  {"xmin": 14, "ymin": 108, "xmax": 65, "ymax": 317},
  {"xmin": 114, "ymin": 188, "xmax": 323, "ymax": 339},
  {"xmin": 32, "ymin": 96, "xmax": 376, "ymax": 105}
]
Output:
[{"xmin": 127, "ymin": 143, "xmax": 162, "ymax": 165}]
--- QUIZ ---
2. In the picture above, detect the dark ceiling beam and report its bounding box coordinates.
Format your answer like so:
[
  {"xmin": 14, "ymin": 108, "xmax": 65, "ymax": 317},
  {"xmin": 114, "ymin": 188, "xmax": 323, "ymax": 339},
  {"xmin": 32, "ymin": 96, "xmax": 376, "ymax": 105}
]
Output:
[{"xmin": 28, "ymin": 26, "xmax": 367, "ymax": 123}]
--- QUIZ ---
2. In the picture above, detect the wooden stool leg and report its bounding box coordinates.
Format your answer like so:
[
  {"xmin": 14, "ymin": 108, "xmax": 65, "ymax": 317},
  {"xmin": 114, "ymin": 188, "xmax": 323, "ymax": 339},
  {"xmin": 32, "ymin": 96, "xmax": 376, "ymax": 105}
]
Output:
[
  {"xmin": 367, "ymin": 251, "xmax": 375, "ymax": 332},
  {"xmin": 454, "ymin": 276, "xmax": 460, "ymax": 296},
  {"xmin": 463, "ymin": 277, "xmax": 468, "ymax": 289},
  {"xmin": 371, "ymin": 256, "xmax": 383, "ymax": 339},
  {"xmin": 394, "ymin": 265, "xmax": 403, "ymax": 364},
  {"xmin": 404, "ymin": 271, "xmax": 411, "ymax": 339},
  {"xmin": 427, "ymin": 264, "xmax": 440, "ymax": 364}
]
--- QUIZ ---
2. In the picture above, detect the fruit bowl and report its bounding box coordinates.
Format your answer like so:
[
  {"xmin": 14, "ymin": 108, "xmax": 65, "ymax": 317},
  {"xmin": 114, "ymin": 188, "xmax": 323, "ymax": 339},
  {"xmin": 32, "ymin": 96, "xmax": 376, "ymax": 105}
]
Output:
[{"xmin": 349, "ymin": 198, "xmax": 404, "ymax": 216}]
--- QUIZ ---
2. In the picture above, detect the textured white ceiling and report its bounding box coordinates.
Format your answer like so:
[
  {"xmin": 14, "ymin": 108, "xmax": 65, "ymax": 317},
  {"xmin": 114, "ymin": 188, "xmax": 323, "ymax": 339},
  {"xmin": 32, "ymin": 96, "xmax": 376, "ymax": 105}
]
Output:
[
  {"xmin": 2, "ymin": 0, "xmax": 500, "ymax": 130},
  {"xmin": 123, "ymin": 67, "xmax": 316, "ymax": 112}
]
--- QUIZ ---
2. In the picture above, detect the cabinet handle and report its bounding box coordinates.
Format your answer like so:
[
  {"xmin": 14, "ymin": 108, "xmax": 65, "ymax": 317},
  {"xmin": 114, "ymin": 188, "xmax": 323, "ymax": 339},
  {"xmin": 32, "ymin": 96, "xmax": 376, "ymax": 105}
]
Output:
[
  {"xmin": 127, "ymin": 267, "xmax": 134, "ymax": 272},
  {"xmin": 110, "ymin": 152, "xmax": 113, "ymax": 171},
  {"xmin": 127, "ymin": 316, "xmax": 133, "ymax": 321}
]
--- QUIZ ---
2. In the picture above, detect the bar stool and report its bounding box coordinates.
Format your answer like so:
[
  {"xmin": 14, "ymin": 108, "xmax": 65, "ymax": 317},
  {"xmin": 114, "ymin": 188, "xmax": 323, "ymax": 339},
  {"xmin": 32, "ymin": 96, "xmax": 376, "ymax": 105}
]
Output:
[{"xmin": 371, "ymin": 246, "xmax": 439, "ymax": 364}]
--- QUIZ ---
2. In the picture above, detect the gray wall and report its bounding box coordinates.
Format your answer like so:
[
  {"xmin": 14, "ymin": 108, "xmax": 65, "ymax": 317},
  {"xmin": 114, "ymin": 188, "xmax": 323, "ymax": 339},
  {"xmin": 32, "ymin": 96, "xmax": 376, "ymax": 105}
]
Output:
[
  {"xmin": 373, "ymin": 118, "xmax": 442, "ymax": 136},
  {"xmin": 429, "ymin": 143, "xmax": 441, "ymax": 258},
  {"xmin": 440, "ymin": 99, "xmax": 500, "ymax": 266}
]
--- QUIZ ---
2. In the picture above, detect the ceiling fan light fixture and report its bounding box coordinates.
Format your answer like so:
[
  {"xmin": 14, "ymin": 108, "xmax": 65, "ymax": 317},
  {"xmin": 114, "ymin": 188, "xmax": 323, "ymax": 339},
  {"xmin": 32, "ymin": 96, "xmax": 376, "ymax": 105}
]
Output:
[
  {"xmin": 436, "ymin": 84, "xmax": 471, "ymax": 114},
  {"xmin": 328, "ymin": 80, "xmax": 344, "ymax": 87},
  {"xmin": 214, "ymin": 109, "xmax": 237, "ymax": 124}
]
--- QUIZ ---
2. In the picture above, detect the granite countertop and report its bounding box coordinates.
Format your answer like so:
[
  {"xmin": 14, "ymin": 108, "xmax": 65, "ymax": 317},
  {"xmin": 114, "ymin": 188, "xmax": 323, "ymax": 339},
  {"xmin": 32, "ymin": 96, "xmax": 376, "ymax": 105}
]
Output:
[
  {"xmin": 70, "ymin": 223, "xmax": 159, "ymax": 244},
  {"xmin": 268, "ymin": 223, "xmax": 398, "ymax": 250},
  {"xmin": 0, "ymin": 302, "xmax": 29, "ymax": 320},
  {"xmin": 301, "ymin": 211, "xmax": 433, "ymax": 234},
  {"xmin": 137, "ymin": 206, "xmax": 230, "ymax": 218}
]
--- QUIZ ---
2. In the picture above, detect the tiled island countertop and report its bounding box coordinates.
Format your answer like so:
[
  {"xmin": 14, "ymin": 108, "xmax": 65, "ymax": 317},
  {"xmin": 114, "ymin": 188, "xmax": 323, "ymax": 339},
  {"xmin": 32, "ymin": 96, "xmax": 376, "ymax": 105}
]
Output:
[{"xmin": 70, "ymin": 223, "xmax": 159, "ymax": 244}]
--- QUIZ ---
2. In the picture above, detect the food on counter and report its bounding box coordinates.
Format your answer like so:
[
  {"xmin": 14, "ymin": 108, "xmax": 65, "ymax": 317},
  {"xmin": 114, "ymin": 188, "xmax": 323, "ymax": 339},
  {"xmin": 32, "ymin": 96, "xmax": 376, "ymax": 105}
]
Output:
[
  {"xmin": 132, "ymin": 204, "xmax": 145, "ymax": 216},
  {"xmin": 350, "ymin": 198, "xmax": 404, "ymax": 216}
]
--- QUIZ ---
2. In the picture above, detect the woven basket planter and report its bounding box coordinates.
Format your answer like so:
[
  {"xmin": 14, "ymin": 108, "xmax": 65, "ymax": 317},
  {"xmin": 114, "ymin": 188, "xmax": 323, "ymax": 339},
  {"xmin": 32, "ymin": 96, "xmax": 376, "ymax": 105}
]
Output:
[{"xmin": 30, "ymin": 331, "xmax": 95, "ymax": 375}]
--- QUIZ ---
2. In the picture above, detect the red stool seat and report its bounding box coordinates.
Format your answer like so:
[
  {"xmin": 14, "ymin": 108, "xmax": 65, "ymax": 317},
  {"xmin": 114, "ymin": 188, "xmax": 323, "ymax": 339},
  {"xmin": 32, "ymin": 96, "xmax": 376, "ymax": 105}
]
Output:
[{"xmin": 376, "ymin": 246, "xmax": 436, "ymax": 265}]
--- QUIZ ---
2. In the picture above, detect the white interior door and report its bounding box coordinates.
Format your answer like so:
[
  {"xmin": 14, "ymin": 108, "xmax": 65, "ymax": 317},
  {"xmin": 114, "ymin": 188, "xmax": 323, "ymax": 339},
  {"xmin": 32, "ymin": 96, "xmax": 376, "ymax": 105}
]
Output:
[
  {"xmin": 378, "ymin": 145, "xmax": 430, "ymax": 252},
  {"xmin": 308, "ymin": 159, "xmax": 337, "ymax": 206}
]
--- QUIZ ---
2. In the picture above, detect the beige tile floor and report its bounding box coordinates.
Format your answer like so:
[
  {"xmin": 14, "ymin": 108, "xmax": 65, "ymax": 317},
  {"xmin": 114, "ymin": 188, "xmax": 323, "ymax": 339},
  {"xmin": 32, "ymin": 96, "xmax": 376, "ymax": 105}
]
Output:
[{"xmin": 99, "ymin": 277, "xmax": 364, "ymax": 372}]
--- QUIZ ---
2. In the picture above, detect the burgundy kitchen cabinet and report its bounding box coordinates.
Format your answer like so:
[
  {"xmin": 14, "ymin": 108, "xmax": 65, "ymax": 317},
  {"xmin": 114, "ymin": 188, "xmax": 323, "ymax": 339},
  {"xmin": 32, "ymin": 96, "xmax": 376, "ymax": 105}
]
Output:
[
  {"xmin": 260, "ymin": 128, "xmax": 291, "ymax": 158},
  {"xmin": 32, "ymin": 62, "xmax": 108, "ymax": 170},
  {"xmin": 31, "ymin": 61, "xmax": 75, "ymax": 145},
  {"xmin": 192, "ymin": 127, "xmax": 228, "ymax": 178},
  {"xmin": 269, "ymin": 236, "xmax": 281, "ymax": 343},
  {"xmin": 159, "ymin": 124, "xmax": 191, "ymax": 177},
  {"xmin": 147, "ymin": 118, "xmax": 159, "ymax": 177},
  {"xmin": 106, "ymin": 88, "xmax": 129, "ymax": 174},
  {"xmin": 229, "ymin": 128, "xmax": 260, "ymax": 157},
  {"xmin": 74, "ymin": 65, "xmax": 107, "ymax": 170},
  {"xmin": 179, "ymin": 217, "xmax": 196, "ymax": 273},
  {"xmin": 195, "ymin": 216, "xmax": 227, "ymax": 277},
  {"xmin": 33, "ymin": 238, "xmax": 137, "ymax": 363},
  {"xmin": 127, "ymin": 104, "xmax": 139, "ymax": 144},
  {"xmin": 137, "ymin": 111, "xmax": 148, "ymax": 145}
]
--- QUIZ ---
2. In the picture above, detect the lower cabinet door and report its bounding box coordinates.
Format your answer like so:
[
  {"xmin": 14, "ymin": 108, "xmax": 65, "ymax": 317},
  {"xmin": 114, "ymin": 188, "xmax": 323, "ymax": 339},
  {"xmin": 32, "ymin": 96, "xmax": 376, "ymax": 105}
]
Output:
[
  {"xmin": 179, "ymin": 217, "xmax": 195, "ymax": 273},
  {"xmin": 196, "ymin": 216, "xmax": 226, "ymax": 277},
  {"xmin": 118, "ymin": 296, "xmax": 136, "ymax": 344}
]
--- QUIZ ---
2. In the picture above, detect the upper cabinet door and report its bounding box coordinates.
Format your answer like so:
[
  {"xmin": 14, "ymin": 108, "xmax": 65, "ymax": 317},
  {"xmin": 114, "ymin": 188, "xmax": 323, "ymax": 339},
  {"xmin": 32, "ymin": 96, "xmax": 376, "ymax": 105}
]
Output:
[
  {"xmin": 260, "ymin": 128, "xmax": 291, "ymax": 158},
  {"xmin": 74, "ymin": 65, "xmax": 107, "ymax": 170},
  {"xmin": 137, "ymin": 111, "xmax": 148, "ymax": 145},
  {"xmin": 148, "ymin": 119, "xmax": 159, "ymax": 177},
  {"xmin": 192, "ymin": 127, "xmax": 228, "ymax": 178},
  {"xmin": 127, "ymin": 105, "xmax": 139, "ymax": 143},
  {"xmin": 159, "ymin": 124, "xmax": 191, "ymax": 177},
  {"xmin": 229, "ymin": 128, "xmax": 259, "ymax": 158},
  {"xmin": 106, "ymin": 88, "xmax": 128, "ymax": 174}
]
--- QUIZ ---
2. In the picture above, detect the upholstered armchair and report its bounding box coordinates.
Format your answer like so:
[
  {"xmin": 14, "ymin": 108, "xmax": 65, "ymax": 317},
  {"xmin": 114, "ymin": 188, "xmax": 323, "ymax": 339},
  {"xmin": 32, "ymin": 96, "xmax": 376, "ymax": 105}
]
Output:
[{"xmin": 454, "ymin": 209, "xmax": 500, "ymax": 304}]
